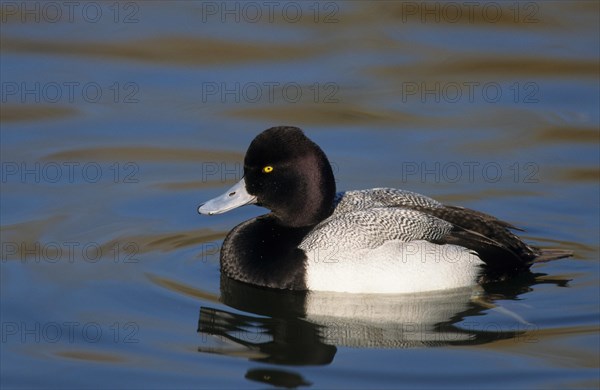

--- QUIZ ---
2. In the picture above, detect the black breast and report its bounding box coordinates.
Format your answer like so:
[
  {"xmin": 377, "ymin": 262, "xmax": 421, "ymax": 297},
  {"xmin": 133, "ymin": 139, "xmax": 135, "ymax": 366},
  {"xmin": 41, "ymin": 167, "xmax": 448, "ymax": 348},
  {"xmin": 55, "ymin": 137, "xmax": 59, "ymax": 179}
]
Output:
[{"xmin": 220, "ymin": 215, "xmax": 312, "ymax": 290}]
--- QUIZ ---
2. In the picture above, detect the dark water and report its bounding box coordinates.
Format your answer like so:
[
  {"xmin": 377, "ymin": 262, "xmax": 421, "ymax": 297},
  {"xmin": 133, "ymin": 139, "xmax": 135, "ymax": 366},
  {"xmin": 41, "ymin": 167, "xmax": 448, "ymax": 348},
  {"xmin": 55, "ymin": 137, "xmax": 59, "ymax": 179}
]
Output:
[{"xmin": 1, "ymin": 1, "xmax": 599, "ymax": 389}]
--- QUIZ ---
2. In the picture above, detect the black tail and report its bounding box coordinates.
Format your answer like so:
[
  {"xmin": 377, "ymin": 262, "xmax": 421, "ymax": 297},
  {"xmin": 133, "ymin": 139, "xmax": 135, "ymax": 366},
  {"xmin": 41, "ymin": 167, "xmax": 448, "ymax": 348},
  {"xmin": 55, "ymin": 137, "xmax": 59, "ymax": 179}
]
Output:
[
  {"xmin": 533, "ymin": 248, "xmax": 574, "ymax": 263},
  {"xmin": 407, "ymin": 203, "xmax": 573, "ymax": 282}
]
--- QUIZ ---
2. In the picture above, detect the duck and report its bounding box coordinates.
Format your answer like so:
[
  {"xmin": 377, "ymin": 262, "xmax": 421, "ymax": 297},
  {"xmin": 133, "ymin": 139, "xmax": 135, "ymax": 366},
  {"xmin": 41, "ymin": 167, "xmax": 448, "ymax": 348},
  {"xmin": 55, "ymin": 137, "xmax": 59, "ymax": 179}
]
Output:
[{"xmin": 198, "ymin": 126, "xmax": 571, "ymax": 294}]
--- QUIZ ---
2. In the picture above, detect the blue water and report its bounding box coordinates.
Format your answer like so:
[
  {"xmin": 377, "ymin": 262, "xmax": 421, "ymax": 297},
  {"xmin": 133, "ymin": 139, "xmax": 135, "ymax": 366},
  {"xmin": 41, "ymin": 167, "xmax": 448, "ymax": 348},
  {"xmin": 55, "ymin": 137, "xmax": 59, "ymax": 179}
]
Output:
[{"xmin": 1, "ymin": 1, "xmax": 599, "ymax": 388}]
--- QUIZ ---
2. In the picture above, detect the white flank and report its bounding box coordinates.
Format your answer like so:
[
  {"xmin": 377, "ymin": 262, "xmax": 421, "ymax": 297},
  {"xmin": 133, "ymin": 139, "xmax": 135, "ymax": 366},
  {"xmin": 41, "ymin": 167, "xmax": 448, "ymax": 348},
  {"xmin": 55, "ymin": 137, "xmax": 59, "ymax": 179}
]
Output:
[{"xmin": 303, "ymin": 240, "xmax": 484, "ymax": 294}]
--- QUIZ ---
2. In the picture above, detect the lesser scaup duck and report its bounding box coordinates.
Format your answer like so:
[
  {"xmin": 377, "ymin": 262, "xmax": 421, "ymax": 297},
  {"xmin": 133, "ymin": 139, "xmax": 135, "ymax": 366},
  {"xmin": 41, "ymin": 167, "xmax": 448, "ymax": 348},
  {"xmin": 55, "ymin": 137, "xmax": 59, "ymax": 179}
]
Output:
[{"xmin": 198, "ymin": 126, "xmax": 571, "ymax": 293}]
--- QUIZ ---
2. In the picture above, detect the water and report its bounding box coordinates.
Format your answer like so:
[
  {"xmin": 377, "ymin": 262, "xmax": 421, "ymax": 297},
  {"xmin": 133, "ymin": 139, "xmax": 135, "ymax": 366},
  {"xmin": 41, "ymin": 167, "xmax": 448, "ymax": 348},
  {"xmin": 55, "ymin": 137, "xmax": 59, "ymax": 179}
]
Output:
[{"xmin": 1, "ymin": 1, "xmax": 598, "ymax": 388}]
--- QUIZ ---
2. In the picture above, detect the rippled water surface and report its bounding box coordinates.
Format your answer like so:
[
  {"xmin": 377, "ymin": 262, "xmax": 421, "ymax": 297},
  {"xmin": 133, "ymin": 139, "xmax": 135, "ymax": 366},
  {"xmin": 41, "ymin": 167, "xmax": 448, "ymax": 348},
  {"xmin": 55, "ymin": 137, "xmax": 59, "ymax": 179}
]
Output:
[{"xmin": 1, "ymin": 1, "xmax": 599, "ymax": 389}]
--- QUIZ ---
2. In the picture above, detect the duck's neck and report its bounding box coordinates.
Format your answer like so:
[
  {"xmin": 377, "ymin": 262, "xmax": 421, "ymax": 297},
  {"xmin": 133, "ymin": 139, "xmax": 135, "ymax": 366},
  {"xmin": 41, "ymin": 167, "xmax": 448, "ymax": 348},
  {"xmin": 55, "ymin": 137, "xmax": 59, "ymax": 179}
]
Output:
[{"xmin": 274, "ymin": 195, "xmax": 334, "ymax": 228}]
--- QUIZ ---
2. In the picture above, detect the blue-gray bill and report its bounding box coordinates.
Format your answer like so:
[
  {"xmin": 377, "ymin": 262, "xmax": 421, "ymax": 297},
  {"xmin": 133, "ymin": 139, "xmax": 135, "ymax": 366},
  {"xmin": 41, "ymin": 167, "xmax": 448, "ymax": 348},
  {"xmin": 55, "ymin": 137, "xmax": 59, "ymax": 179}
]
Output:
[{"xmin": 198, "ymin": 178, "xmax": 257, "ymax": 215}]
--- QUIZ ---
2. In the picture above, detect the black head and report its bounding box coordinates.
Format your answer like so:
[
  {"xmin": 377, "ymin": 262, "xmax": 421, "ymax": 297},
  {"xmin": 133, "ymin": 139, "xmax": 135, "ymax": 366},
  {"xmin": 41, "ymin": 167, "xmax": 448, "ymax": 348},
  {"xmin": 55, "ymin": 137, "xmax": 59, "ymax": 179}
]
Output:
[{"xmin": 243, "ymin": 126, "xmax": 336, "ymax": 227}]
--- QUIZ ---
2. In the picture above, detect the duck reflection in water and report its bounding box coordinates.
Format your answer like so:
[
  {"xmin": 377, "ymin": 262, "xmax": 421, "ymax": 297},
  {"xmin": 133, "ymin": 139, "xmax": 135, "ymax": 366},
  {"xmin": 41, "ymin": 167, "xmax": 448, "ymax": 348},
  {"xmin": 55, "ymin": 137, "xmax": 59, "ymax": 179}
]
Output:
[{"xmin": 197, "ymin": 274, "xmax": 568, "ymax": 387}]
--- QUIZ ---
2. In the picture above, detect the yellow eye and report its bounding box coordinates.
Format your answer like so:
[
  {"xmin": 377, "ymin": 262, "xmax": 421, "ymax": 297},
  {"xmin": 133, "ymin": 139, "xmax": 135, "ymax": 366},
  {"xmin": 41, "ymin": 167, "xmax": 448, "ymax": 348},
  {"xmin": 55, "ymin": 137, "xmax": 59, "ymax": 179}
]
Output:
[{"xmin": 262, "ymin": 166, "xmax": 274, "ymax": 173}]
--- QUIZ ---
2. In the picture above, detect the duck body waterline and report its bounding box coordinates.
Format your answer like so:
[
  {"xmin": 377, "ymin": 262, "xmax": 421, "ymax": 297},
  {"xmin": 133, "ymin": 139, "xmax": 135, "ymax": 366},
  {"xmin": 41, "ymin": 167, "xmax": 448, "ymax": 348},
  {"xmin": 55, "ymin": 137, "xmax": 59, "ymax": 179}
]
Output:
[{"xmin": 198, "ymin": 126, "xmax": 571, "ymax": 293}]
